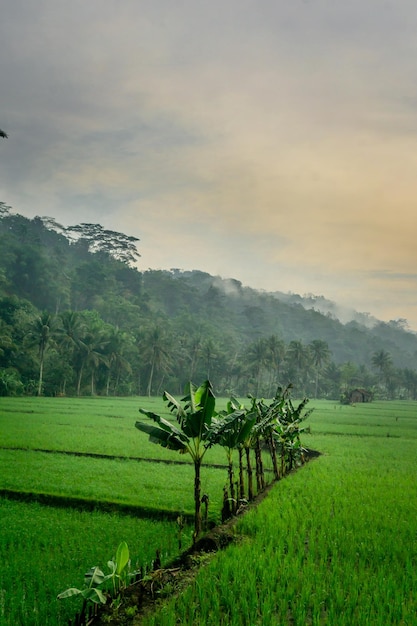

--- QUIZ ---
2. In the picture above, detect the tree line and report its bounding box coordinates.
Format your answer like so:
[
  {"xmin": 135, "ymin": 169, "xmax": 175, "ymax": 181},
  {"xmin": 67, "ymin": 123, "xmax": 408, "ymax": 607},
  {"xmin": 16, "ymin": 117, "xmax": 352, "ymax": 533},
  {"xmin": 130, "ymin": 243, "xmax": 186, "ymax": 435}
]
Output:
[
  {"xmin": 2, "ymin": 295, "xmax": 417, "ymax": 400},
  {"xmin": 1, "ymin": 205, "xmax": 417, "ymax": 400}
]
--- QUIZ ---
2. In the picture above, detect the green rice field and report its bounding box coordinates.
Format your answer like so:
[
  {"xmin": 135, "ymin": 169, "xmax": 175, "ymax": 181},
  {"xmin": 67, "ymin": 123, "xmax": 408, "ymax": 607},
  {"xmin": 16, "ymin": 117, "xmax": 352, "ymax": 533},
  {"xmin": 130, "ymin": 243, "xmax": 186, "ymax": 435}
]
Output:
[
  {"xmin": 1, "ymin": 397, "xmax": 416, "ymax": 625},
  {"xmin": 140, "ymin": 400, "xmax": 417, "ymax": 626}
]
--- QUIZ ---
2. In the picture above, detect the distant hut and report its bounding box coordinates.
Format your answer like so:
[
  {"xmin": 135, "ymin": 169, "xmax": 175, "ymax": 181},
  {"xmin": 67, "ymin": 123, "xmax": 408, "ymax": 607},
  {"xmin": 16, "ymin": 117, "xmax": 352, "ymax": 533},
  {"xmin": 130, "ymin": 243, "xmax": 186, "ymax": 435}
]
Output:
[{"xmin": 342, "ymin": 388, "xmax": 373, "ymax": 404}]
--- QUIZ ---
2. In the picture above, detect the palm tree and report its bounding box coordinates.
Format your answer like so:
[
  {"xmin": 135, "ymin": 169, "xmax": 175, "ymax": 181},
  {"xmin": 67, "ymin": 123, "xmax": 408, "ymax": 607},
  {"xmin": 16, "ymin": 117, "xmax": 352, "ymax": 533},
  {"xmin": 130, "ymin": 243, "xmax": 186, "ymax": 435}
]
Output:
[
  {"xmin": 136, "ymin": 380, "xmax": 217, "ymax": 539},
  {"xmin": 372, "ymin": 349, "xmax": 392, "ymax": 372},
  {"xmin": 371, "ymin": 349, "xmax": 393, "ymax": 392},
  {"xmin": 26, "ymin": 312, "xmax": 59, "ymax": 395},
  {"xmin": 57, "ymin": 311, "xmax": 86, "ymax": 394},
  {"xmin": 202, "ymin": 339, "xmax": 216, "ymax": 380},
  {"xmin": 0, "ymin": 129, "xmax": 7, "ymax": 138},
  {"xmin": 266, "ymin": 335, "xmax": 286, "ymax": 396},
  {"xmin": 323, "ymin": 361, "xmax": 342, "ymax": 399},
  {"xmin": 82, "ymin": 330, "xmax": 109, "ymax": 396},
  {"xmin": 286, "ymin": 340, "xmax": 310, "ymax": 392},
  {"xmin": 71, "ymin": 318, "xmax": 108, "ymax": 396},
  {"xmin": 309, "ymin": 340, "xmax": 331, "ymax": 398},
  {"xmin": 139, "ymin": 325, "xmax": 171, "ymax": 397},
  {"xmin": 400, "ymin": 368, "xmax": 417, "ymax": 399},
  {"xmin": 340, "ymin": 361, "xmax": 358, "ymax": 390},
  {"xmin": 245, "ymin": 338, "xmax": 269, "ymax": 396},
  {"xmin": 103, "ymin": 327, "xmax": 132, "ymax": 395}
]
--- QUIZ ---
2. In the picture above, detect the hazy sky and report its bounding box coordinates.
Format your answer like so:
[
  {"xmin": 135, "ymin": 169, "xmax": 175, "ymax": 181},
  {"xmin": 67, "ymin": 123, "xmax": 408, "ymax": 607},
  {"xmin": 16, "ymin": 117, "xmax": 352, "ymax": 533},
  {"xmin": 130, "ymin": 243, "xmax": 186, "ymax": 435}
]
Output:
[{"xmin": 2, "ymin": 1, "xmax": 417, "ymax": 329}]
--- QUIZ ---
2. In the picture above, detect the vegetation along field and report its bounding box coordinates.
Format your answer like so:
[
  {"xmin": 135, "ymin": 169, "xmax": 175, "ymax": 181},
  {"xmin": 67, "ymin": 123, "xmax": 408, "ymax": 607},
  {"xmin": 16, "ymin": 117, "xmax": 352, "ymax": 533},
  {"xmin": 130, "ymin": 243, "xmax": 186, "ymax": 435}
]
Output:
[{"xmin": 1, "ymin": 396, "xmax": 416, "ymax": 625}]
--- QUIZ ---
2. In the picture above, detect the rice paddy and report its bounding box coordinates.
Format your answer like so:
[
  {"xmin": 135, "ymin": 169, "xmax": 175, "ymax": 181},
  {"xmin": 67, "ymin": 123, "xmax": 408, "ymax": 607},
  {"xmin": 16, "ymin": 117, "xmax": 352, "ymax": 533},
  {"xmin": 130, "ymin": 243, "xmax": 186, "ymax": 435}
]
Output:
[{"xmin": 0, "ymin": 398, "xmax": 416, "ymax": 625}]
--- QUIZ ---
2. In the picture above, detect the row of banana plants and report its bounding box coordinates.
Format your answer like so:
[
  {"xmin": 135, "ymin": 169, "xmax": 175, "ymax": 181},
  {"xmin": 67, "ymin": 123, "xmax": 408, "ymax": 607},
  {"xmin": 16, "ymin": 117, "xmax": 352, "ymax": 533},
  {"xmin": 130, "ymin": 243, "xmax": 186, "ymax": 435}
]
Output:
[
  {"xmin": 58, "ymin": 382, "xmax": 311, "ymax": 625},
  {"xmin": 136, "ymin": 380, "xmax": 312, "ymax": 540}
]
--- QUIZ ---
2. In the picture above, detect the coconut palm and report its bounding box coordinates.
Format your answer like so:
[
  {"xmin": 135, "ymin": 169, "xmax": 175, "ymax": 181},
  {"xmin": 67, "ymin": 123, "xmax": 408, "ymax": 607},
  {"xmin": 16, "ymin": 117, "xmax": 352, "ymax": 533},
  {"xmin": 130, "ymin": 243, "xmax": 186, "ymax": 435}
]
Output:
[
  {"xmin": 245, "ymin": 338, "xmax": 270, "ymax": 396},
  {"xmin": 72, "ymin": 319, "xmax": 108, "ymax": 396},
  {"xmin": 286, "ymin": 340, "xmax": 310, "ymax": 392},
  {"xmin": 57, "ymin": 311, "xmax": 86, "ymax": 394},
  {"xmin": 82, "ymin": 329, "xmax": 109, "ymax": 395},
  {"xmin": 139, "ymin": 325, "xmax": 171, "ymax": 397},
  {"xmin": 266, "ymin": 335, "xmax": 286, "ymax": 396},
  {"xmin": 26, "ymin": 312, "xmax": 59, "ymax": 395},
  {"xmin": 309, "ymin": 339, "xmax": 331, "ymax": 398},
  {"xmin": 103, "ymin": 327, "xmax": 132, "ymax": 395},
  {"xmin": 372, "ymin": 349, "xmax": 392, "ymax": 373}
]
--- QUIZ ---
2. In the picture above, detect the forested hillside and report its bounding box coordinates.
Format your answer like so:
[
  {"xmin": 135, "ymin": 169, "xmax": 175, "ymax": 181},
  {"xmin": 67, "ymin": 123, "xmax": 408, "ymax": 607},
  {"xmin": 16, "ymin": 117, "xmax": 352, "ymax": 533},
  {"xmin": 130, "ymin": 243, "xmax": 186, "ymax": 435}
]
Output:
[{"xmin": 1, "ymin": 204, "xmax": 417, "ymax": 400}]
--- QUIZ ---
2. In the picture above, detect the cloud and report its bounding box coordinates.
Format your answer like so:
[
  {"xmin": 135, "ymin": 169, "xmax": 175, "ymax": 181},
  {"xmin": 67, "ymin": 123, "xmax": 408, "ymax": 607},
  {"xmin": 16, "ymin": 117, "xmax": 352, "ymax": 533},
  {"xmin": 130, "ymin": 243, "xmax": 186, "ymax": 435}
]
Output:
[{"xmin": 2, "ymin": 0, "xmax": 417, "ymax": 328}]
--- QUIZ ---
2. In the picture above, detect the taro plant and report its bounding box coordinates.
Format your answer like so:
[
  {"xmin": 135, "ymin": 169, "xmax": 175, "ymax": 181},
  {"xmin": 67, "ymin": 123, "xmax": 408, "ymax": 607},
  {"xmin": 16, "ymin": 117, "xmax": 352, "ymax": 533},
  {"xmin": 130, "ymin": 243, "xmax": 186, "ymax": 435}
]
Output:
[{"xmin": 136, "ymin": 380, "xmax": 217, "ymax": 540}]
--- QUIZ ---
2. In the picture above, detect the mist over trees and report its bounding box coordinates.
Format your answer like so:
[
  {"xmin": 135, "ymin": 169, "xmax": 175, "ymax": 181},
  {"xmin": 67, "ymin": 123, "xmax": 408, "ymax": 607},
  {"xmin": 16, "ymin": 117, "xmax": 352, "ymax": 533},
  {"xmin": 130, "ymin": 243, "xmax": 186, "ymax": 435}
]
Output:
[{"xmin": 1, "ymin": 205, "xmax": 417, "ymax": 399}]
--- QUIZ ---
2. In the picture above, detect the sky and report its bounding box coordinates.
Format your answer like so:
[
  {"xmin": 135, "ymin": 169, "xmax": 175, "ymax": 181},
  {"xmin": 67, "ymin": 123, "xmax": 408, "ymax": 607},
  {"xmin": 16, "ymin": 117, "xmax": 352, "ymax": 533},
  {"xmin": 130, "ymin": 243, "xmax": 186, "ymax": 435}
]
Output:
[{"xmin": 1, "ymin": 0, "xmax": 417, "ymax": 330}]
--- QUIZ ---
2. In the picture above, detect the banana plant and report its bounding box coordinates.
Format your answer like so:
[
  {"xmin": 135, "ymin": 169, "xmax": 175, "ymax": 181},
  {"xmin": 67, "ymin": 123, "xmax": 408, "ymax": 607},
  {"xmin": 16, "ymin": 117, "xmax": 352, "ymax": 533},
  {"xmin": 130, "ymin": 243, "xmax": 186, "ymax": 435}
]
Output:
[
  {"xmin": 136, "ymin": 380, "xmax": 217, "ymax": 539},
  {"xmin": 274, "ymin": 396, "xmax": 312, "ymax": 472},
  {"xmin": 247, "ymin": 396, "xmax": 266, "ymax": 492},
  {"xmin": 57, "ymin": 566, "xmax": 107, "ymax": 606},
  {"xmin": 255, "ymin": 385, "xmax": 294, "ymax": 480},
  {"xmin": 57, "ymin": 541, "xmax": 131, "ymax": 610},
  {"xmin": 211, "ymin": 398, "xmax": 255, "ymax": 513}
]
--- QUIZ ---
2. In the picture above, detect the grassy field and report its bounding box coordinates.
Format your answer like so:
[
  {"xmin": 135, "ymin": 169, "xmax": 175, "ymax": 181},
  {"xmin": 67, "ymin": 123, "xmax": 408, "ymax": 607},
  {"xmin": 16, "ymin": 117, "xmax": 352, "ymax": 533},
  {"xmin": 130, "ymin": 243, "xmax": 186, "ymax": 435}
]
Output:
[
  {"xmin": 1, "ymin": 398, "xmax": 416, "ymax": 625},
  {"xmin": 138, "ymin": 400, "xmax": 417, "ymax": 626},
  {"xmin": 0, "ymin": 500, "xmax": 188, "ymax": 626},
  {"xmin": 0, "ymin": 395, "xmax": 269, "ymax": 625}
]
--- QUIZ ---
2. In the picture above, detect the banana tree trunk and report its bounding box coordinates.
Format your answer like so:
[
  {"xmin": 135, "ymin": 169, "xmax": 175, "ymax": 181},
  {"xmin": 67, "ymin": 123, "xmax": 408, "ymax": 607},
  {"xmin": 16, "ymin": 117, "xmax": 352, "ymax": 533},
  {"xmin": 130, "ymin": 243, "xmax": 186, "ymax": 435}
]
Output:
[
  {"xmin": 238, "ymin": 447, "xmax": 245, "ymax": 501},
  {"xmin": 194, "ymin": 458, "xmax": 202, "ymax": 541},
  {"xmin": 254, "ymin": 439, "xmax": 265, "ymax": 491},
  {"xmin": 245, "ymin": 447, "xmax": 254, "ymax": 501},
  {"xmin": 268, "ymin": 432, "xmax": 280, "ymax": 480},
  {"xmin": 227, "ymin": 454, "xmax": 236, "ymax": 514}
]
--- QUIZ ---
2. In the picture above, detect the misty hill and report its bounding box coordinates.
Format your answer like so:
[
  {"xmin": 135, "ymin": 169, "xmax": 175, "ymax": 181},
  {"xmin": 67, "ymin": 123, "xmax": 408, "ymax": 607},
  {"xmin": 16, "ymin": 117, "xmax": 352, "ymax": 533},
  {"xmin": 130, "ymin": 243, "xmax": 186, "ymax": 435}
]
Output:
[
  {"xmin": 1, "ymin": 207, "xmax": 417, "ymax": 398},
  {"xmin": 165, "ymin": 270, "xmax": 417, "ymax": 369}
]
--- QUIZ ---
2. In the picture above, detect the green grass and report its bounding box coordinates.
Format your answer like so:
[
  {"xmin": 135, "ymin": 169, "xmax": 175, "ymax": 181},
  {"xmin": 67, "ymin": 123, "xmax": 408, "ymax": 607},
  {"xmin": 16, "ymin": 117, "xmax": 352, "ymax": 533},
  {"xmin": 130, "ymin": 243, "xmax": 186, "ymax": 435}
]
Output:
[
  {"xmin": 139, "ymin": 400, "xmax": 417, "ymax": 626},
  {"xmin": 2, "ymin": 397, "xmax": 416, "ymax": 626},
  {"xmin": 0, "ymin": 498, "xmax": 191, "ymax": 626},
  {"xmin": 0, "ymin": 395, "xmax": 274, "ymax": 519},
  {"xmin": 0, "ymin": 448, "xmax": 228, "ymax": 518},
  {"xmin": 0, "ymin": 395, "xmax": 236, "ymax": 464},
  {"xmin": 0, "ymin": 394, "xmax": 271, "ymax": 626}
]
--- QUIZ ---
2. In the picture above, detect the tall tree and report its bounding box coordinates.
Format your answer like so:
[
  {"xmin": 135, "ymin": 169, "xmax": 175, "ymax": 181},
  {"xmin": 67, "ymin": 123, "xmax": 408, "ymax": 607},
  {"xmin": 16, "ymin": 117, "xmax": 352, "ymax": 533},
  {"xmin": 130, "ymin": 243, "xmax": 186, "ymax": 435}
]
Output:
[
  {"xmin": 266, "ymin": 335, "xmax": 286, "ymax": 396},
  {"xmin": 26, "ymin": 312, "xmax": 58, "ymax": 395},
  {"xmin": 65, "ymin": 223, "xmax": 140, "ymax": 266},
  {"xmin": 371, "ymin": 349, "xmax": 393, "ymax": 392},
  {"xmin": 286, "ymin": 340, "xmax": 310, "ymax": 393},
  {"xmin": 309, "ymin": 339, "xmax": 331, "ymax": 398},
  {"xmin": 139, "ymin": 324, "xmax": 171, "ymax": 397},
  {"xmin": 245, "ymin": 338, "xmax": 269, "ymax": 396},
  {"xmin": 103, "ymin": 326, "xmax": 133, "ymax": 396},
  {"xmin": 82, "ymin": 328, "xmax": 109, "ymax": 396},
  {"xmin": 57, "ymin": 311, "xmax": 86, "ymax": 394}
]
